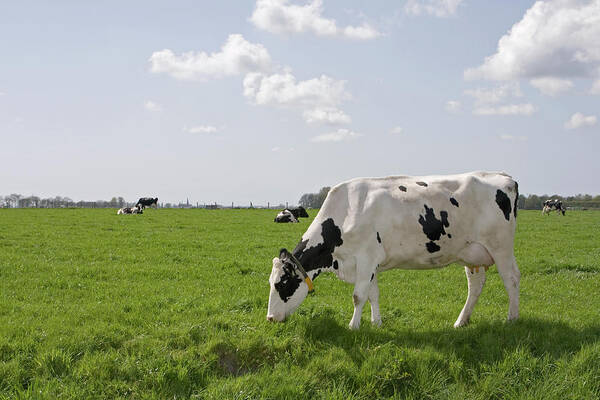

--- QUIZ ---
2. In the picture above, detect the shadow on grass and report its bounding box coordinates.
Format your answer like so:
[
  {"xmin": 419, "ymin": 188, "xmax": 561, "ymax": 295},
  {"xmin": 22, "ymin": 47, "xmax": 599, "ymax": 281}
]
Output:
[{"xmin": 302, "ymin": 315, "xmax": 600, "ymax": 368}]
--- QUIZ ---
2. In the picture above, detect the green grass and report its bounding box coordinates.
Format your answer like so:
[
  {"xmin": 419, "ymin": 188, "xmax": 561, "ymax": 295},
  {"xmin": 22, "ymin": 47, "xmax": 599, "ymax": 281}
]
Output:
[{"xmin": 1, "ymin": 208, "xmax": 599, "ymax": 399}]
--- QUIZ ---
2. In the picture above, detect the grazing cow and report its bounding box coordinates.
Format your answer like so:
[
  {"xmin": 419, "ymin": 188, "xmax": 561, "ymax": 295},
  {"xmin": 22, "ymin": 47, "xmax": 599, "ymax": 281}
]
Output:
[
  {"xmin": 267, "ymin": 171, "xmax": 520, "ymax": 330},
  {"xmin": 274, "ymin": 206, "xmax": 309, "ymax": 223},
  {"xmin": 117, "ymin": 205, "xmax": 143, "ymax": 215},
  {"xmin": 136, "ymin": 197, "xmax": 158, "ymax": 209},
  {"xmin": 542, "ymin": 199, "xmax": 565, "ymax": 216},
  {"xmin": 274, "ymin": 210, "xmax": 298, "ymax": 223}
]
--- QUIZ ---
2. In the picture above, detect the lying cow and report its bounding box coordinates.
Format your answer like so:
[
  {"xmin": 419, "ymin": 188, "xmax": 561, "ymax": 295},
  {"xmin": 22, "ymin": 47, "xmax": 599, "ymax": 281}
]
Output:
[
  {"xmin": 117, "ymin": 205, "xmax": 143, "ymax": 215},
  {"xmin": 267, "ymin": 171, "xmax": 520, "ymax": 330},
  {"xmin": 542, "ymin": 199, "xmax": 565, "ymax": 216},
  {"xmin": 136, "ymin": 197, "xmax": 158, "ymax": 209},
  {"xmin": 274, "ymin": 206, "xmax": 309, "ymax": 223},
  {"xmin": 274, "ymin": 210, "xmax": 298, "ymax": 223}
]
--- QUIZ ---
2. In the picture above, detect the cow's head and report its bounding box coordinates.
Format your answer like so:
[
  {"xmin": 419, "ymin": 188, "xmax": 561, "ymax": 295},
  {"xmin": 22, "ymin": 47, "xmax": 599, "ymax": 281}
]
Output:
[
  {"xmin": 297, "ymin": 206, "xmax": 309, "ymax": 218},
  {"xmin": 267, "ymin": 248, "xmax": 310, "ymax": 322}
]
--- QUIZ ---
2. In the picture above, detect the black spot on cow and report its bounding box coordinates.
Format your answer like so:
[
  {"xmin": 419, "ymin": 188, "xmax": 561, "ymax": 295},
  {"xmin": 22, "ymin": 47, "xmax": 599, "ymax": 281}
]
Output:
[
  {"xmin": 426, "ymin": 241, "xmax": 441, "ymax": 253},
  {"xmin": 448, "ymin": 234, "xmax": 452, "ymax": 238},
  {"xmin": 419, "ymin": 205, "xmax": 449, "ymax": 242},
  {"xmin": 370, "ymin": 273, "xmax": 375, "ymax": 282},
  {"xmin": 495, "ymin": 190, "xmax": 512, "ymax": 221},
  {"xmin": 312, "ymin": 269, "xmax": 322, "ymax": 280},
  {"xmin": 418, "ymin": 205, "xmax": 450, "ymax": 253},
  {"xmin": 293, "ymin": 218, "xmax": 344, "ymax": 274},
  {"xmin": 398, "ymin": 185, "xmax": 407, "ymax": 192},
  {"xmin": 274, "ymin": 264, "xmax": 302, "ymax": 303},
  {"xmin": 376, "ymin": 232, "xmax": 382, "ymax": 243},
  {"xmin": 514, "ymin": 182, "xmax": 519, "ymax": 218},
  {"xmin": 416, "ymin": 181, "xmax": 428, "ymax": 187},
  {"xmin": 332, "ymin": 260, "xmax": 339, "ymax": 270},
  {"xmin": 450, "ymin": 197, "xmax": 459, "ymax": 207}
]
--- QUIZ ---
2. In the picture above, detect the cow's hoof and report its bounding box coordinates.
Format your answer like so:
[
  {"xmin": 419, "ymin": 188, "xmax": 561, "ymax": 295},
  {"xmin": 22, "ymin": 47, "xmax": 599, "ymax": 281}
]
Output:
[
  {"xmin": 453, "ymin": 319, "xmax": 469, "ymax": 328},
  {"xmin": 371, "ymin": 318, "xmax": 382, "ymax": 327}
]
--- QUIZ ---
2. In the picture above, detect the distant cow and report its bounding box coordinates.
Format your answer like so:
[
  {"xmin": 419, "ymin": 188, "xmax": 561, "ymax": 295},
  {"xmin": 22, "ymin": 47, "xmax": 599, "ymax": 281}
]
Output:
[
  {"xmin": 117, "ymin": 205, "xmax": 143, "ymax": 215},
  {"xmin": 274, "ymin": 210, "xmax": 298, "ymax": 223},
  {"xmin": 274, "ymin": 206, "xmax": 309, "ymax": 223},
  {"xmin": 136, "ymin": 197, "xmax": 158, "ymax": 209},
  {"xmin": 542, "ymin": 199, "xmax": 565, "ymax": 216},
  {"xmin": 267, "ymin": 171, "xmax": 520, "ymax": 330}
]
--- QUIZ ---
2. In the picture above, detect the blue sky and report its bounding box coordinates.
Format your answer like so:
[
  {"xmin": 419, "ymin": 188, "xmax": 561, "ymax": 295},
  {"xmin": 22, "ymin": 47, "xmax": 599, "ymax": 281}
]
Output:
[{"xmin": 1, "ymin": 0, "xmax": 599, "ymax": 205}]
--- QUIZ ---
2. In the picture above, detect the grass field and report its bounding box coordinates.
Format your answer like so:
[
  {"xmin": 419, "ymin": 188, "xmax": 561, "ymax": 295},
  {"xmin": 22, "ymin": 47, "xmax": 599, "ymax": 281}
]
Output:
[{"xmin": 1, "ymin": 208, "xmax": 599, "ymax": 399}]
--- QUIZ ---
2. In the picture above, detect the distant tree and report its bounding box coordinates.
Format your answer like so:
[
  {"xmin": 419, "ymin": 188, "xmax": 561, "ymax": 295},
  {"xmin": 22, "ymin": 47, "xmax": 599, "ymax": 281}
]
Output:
[{"xmin": 299, "ymin": 186, "xmax": 330, "ymax": 208}]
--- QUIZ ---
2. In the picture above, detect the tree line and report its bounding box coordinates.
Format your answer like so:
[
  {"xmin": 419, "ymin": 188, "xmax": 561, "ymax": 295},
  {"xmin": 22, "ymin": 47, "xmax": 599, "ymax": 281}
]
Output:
[
  {"xmin": 2, "ymin": 191, "xmax": 600, "ymax": 210},
  {"xmin": 0, "ymin": 194, "xmax": 292, "ymax": 209},
  {"xmin": 517, "ymin": 193, "xmax": 600, "ymax": 210},
  {"xmin": 0, "ymin": 194, "xmax": 128, "ymax": 209}
]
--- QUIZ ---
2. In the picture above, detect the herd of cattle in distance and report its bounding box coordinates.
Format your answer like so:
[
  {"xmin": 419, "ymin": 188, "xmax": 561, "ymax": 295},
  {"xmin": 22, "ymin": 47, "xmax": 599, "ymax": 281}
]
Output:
[{"xmin": 117, "ymin": 197, "xmax": 158, "ymax": 214}]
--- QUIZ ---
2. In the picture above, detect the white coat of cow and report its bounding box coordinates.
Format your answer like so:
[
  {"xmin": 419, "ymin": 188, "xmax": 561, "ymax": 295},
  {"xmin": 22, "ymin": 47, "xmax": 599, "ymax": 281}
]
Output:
[{"xmin": 267, "ymin": 171, "xmax": 520, "ymax": 329}]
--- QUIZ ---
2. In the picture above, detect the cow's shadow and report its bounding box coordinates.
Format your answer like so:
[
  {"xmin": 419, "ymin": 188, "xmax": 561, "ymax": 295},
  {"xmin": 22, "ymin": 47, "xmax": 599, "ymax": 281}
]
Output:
[{"xmin": 302, "ymin": 315, "xmax": 600, "ymax": 368}]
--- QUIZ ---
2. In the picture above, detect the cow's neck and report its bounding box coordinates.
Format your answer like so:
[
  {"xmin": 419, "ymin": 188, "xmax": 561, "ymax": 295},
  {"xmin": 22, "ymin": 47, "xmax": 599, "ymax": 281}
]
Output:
[{"xmin": 292, "ymin": 218, "xmax": 344, "ymax": 281}]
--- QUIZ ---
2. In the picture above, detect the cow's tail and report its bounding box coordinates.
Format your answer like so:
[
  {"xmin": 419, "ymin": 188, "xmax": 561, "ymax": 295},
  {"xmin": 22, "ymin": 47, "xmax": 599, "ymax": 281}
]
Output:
[{"xmin": 514, "ymin": 180, "xmax": 519, "ymax": 218}]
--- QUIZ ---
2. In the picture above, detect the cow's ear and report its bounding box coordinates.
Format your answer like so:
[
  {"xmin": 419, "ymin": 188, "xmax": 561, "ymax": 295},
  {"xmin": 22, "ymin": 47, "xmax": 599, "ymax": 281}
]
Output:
[{"xmin": 279, "ymin": 248, "xmax": 289, "ymax": 261}]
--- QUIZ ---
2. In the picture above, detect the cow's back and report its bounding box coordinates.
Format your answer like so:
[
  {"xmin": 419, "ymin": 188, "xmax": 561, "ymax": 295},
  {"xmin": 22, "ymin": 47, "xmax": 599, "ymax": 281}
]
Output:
[{"xmin": 305, "ymin": 171, "xmax": 518, "ymax": 270}]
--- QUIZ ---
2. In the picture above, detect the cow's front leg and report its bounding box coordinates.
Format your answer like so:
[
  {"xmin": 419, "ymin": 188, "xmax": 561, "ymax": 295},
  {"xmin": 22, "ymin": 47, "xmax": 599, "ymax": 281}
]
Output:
[
  {"xmin": 369, "ymin": 274, "xmax": 381, "ymax": 327},
  {"xmin": 454, "ymin": 266, "xmax": 487, "ymax": 328},
  {"xmin": 349, "ymin": 280, "xmax": 370, "ymax": 330}
]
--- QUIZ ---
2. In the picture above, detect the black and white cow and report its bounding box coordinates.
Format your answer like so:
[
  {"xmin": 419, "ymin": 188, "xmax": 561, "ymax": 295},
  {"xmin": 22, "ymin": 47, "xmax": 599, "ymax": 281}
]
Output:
[
  {"xmin": 274, "ymin": 210, "xmax": 298, "ymax": 223},
  {"xmin": 274, "ymin": 206, "xmax": 309, "ymax": 223},
  {"xmin": 136, "ymin": 197, "xmax": 158, "ymax": 209},
  {"xmin": 117, "ymin": 204, "xmax": 143, "ymax": 215},
  {"xmin": 542, "ymin": 199, "xmax": 565, "ymax": 216},
  {"xmin": 267, "ymin": 171, "xmax": 520, "ymax": 330}
]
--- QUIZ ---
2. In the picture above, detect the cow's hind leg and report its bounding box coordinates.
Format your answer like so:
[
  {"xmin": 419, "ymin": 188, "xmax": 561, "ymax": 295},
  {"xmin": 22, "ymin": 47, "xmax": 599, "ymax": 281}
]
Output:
[
  {"xmin": 350, "ymin": 280, "xmax": 370, "ymax": 330},
  {"xmin": 349, "ymin": 254, "xmax": 381, "ymax": 330},
  {"xmin": 369, "ymin": 274, "xmax": 381, "ymax": 327},
  {"xmin": 454, "ymin": 266, "xmax": 486, "ymax": 328},
  {"xmin": 494, "ymin": 252, "xmax": 520, "ymax": 322}
]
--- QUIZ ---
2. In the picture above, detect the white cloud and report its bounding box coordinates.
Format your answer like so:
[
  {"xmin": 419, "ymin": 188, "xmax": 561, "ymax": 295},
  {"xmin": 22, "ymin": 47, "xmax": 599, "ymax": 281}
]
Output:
[
  {"xmin": 303, "ymin": 107, "xmax": 351, "ymax": 125},
  {"xmin": 564, "ymin": 112, "xmax": 597, "ymax": 130},
  {"xmin": 445, "ymin": 100, "xmax": 461, "ymax": 113},
  {"xmin": 473, "ymin": 103, "xmax": 536, "ymax": 116},
  {"xmin": 464, "ymin": 83, "xmax": 522, "ymax": 106},
  {"xmin": 500, "ymin": 134, "xmax": 528, "ymax": 141},
  {"xmin": 465, "ymin": 0, "xmax": 600, "ymax": 84},
  {"xmin": 149, "ymin": 34, "xmax": 272, "ymax": 81},
  {"xmin": 250, "ymin": 0, "xmax": 380, "ymax": 40},
  {"xmin": 530, "ymin": 77, "xmax": 574, "ymax": 96},
  {"xmin": 405, "ymin": 0, "xmax": 464, "ymax": 17},
  {"xmin": 243, "ymin": 70, "xmax": 350, "ymax": 108},
  {"xmin": 310, "ymin": 128, "xmax": 362, "ymax": 143},
  {"xmin": 184, "ymin": 125, "xmax": 219, "ymax": 134},
  {"xmin": 390, "ymin": 126, "xmax": 403, "ymax": 134},
  {"xmin": 144, "ymin": 100, "xmax": 162, "ymax": 112}
]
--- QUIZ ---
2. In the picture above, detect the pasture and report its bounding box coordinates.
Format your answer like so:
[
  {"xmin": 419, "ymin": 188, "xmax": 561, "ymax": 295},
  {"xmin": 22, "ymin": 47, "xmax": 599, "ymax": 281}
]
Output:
[{"xmin": 1, "ymin": 208, "xmax": 599, "ymax": 399}]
